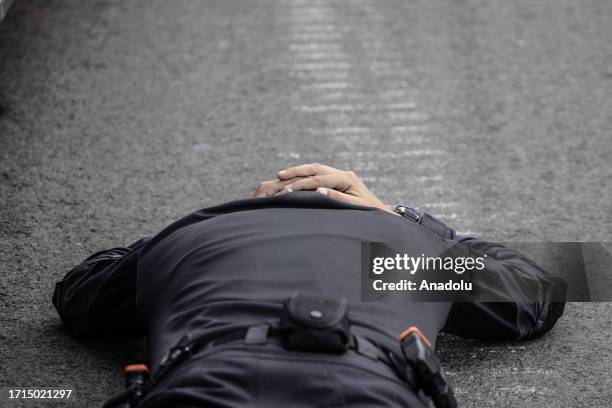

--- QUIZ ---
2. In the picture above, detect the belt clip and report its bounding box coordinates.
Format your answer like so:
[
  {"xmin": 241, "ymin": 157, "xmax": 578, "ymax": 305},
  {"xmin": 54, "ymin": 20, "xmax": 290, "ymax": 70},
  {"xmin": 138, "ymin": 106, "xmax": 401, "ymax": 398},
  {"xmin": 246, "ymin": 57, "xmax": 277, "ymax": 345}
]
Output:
[
  {"xmin": 399, "ymin": 327, "xmax": 457, "ymax": 408},
  {"xmin": 103, "ymin": 364, "xmax": 150, "ymax": 408},
  {"xmin": 124, "ymin": 364, "xmax": 150, "ymax": 388}
]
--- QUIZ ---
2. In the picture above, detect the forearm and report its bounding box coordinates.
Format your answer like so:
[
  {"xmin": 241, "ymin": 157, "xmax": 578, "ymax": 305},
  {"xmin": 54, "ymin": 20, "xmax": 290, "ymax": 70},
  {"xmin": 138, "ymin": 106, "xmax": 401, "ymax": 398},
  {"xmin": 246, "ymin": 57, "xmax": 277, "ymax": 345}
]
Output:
[
  {"xmin": 53, "ymin": 238, "xmax": 150, "ymax": 338},
  {"xmin": 410, "ymin": 211, "xmax": 567, "ymax": 340}
]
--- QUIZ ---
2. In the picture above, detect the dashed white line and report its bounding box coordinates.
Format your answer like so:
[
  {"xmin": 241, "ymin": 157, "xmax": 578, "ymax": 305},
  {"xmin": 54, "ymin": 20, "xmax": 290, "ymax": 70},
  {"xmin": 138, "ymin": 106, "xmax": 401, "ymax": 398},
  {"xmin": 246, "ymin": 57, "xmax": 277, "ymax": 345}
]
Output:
[
  {"xmin": 290, "ymin": 24, "xmax": 344, "ymax": 32},
  {"xmin": 290, "ymin": 43, "xmax": 343, "ymax": 52},
  {"xmin": 387, "ymin": 111, "xmax": 429, "ymax": 121},
  {"xmin": 292, "ymin": 62, "xmax": 352, "ymax": 70},
  {"xmin": 295, "ymin": 103, "xmax": 416, "ymax": 113},
  {"xmin": 414, "ymin": 175, "xmax": 444, "ymax": 182},
  {"xmin": 306, "ymin": 127, "xmax": 372, "ymax": 135},
  {"xmin": 291, "ymin": 32, "xmax": 344, "ymax": 41},
  {"xmin": 336, "ymin": 150, "xmax": 448, "ymax": 158},
  {"xmin": 290, "ymin": 71, "xmax": 351, "ymax": 80},
  {"xmin": 293, "ymin": 52, "xmax": 350, "ymax": 60},
  {"xmin": 422, "ymin": 202, "xmax": 460, "ymax": 208},
  {"xmin": 390, "ymin": 125, "xmax": 427, "ymax": 133},
  {"xmin": 300, "ymin": 82, "xmax": 354, "ymax": 90}
]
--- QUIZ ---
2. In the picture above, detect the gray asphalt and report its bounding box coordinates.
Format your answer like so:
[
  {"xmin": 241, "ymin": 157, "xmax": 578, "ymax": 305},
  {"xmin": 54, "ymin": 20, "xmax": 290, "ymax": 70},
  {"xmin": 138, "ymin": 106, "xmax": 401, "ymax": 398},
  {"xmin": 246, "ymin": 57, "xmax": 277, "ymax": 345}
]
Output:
[{"xmin": 1, "ymin": 0, "xmax": 611, "ymax": 407}]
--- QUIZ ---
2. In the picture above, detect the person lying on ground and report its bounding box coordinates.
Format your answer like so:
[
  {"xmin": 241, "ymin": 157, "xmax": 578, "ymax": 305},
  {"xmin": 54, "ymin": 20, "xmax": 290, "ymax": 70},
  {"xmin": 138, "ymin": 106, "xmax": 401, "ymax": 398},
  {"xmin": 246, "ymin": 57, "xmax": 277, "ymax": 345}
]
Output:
[{"xmin": 53, "ymin": 163, "xmax": 567, "ymax": 408}]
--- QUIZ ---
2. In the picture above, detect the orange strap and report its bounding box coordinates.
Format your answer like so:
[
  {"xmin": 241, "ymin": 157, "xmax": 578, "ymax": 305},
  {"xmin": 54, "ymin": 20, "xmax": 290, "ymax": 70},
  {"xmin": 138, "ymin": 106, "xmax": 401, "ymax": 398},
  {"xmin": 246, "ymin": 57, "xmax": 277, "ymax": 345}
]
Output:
[
  {"xmin": 399, "ymin": 326, "xmax": 432, "ymax": 349},
  {"xmin": 124, "ymin": 364, "xmax": 150, "ymax": 374}
]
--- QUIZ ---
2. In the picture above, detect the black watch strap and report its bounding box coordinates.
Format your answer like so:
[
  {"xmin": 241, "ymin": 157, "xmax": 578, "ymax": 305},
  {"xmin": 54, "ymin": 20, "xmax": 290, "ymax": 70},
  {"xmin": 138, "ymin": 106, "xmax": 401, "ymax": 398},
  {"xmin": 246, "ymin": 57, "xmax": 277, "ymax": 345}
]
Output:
[{"xmin": 395, "ymin": 206, "xmax": 421, "ymax": 223}]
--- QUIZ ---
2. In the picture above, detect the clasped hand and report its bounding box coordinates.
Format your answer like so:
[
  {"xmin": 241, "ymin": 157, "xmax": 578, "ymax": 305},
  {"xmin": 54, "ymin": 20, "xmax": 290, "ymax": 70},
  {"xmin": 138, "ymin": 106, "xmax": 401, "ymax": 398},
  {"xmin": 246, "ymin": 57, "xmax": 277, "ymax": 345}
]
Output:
[{"xmin": 253, "ymin": 163, "xmax": 397, "ymax": 215}]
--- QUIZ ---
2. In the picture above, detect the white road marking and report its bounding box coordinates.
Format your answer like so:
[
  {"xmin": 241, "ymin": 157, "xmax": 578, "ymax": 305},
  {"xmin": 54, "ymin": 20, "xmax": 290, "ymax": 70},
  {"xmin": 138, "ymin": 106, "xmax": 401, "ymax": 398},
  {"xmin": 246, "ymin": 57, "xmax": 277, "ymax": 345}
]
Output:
[
  {"xmin": 362, "ymin": 176, "xmax": 393, "ymax": 183},
  {"xmin": 336, "ymin": 150, "xmax": 447, "ymax": 158},
  {"xmin": 291, "ymin": 32, "xmax": 344, "ymax": 41},
  {"xmin": 276, "ymin": 152, "xmax": 302, "ymax": 159},
  {"xmin": 288, "ymin": 16, "xmax": 336, "ymax": 23},
  {"xmin": 434, "ymin": 213, "xmax": 460, "ymax": 220},
  {"xmin": 379, "ymin": 89, "xmax": 415, "ymax": 99},
  {"xmin": 290, "ymin": 43, "xmax": 343, "ymax": 52},
  {"xmin": 290, "ymin": 25, "xmax": 344, "ymax": 32},
  {"xmin": 288, "ymin": 6, "xmax": 334, "ymax": 13},
  {"xmin": 455, "ymin": 231, "xmax": 479, "ymax": 237},
  {"xmin": 306, "ymin": 127, "xmax": 372, "ymax": 135},
  {"xmin": 390, "ymin": 125, "xmax": 428, "ymax": 133},
  {"xmin": 295, "ymin": 103, "xmax": 416, "ymax": 113},
  {"xmin": 496, "ymin": 386, "xmax": 546, "ymax": 394},
  {"xmin": 414, "ymin": 175, "xmax": 443, "ymax": 182},
  {"xmin": 292, "ymin": 62, "xmax": 352, "ymax": 70},
  {"xmin": 300, "ymin": 82, "xmax": 354, "ymax": 90},
  {"xmin": 324, "ymin": 134, "xmax": 430, "ymax": 144},
  {"xmin": 422, "ymin": 202, "xmax": 459, "ymax": 208},
  {"xmin": 295, "ymin": 104, "xmax": 367, "ymax": 113},
  {"xmin": 290, "ymin": 71, "xmax": 351, "ymax": 80},
  {"xmin": 313, "ymin": 92, "xmax": 369, "ymax": 101},
  {"xmin": 283, "ymin": 0, "xmax": 463, "ymax": 227},
  {"xmin": 387, "ymin": 111, "xmax": 429, "ymax": 121},
  {"xmin": 292, "ymin": 52, "xmax": 350, "ymax": 60}
]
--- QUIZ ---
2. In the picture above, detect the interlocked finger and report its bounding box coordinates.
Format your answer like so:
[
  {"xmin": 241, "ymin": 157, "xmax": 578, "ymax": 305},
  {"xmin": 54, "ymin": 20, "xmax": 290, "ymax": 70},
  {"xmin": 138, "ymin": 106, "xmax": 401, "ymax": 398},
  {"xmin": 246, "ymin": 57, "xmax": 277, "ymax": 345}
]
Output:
[
  {"xmin": 277, "ymin": 163, "xmax": 341, "ymax": 180},
  {"xmin": 283, "ymin": 172, "xmax": 356, "ymax": 193},
  {"xmin": 253, "ymin": 178, "xmax": 295, "ymax": 197}
]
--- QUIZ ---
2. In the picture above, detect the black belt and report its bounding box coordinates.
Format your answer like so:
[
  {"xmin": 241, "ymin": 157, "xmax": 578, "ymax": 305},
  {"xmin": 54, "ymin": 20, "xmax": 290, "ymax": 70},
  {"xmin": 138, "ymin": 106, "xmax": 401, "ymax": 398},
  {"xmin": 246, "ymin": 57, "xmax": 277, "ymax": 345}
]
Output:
[
  {"xmin": 104, "ymin": 292, "xmax": 456, "ymax": 408},
  {"xmin": 103, "ymin": 324, "xmax": 419, "ymax": 408},
  {"xmin": 155, "ymin": 324, "xmax": 418, "ymax": 390}
]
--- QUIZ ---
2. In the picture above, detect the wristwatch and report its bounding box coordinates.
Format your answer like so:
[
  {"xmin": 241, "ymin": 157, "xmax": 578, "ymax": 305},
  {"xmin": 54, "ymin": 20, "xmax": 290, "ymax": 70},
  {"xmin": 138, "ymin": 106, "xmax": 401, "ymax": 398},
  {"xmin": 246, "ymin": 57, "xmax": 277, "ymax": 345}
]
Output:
[{"xmin": 394, "ymin": 206, "xmax": 421, "ymax": 223}]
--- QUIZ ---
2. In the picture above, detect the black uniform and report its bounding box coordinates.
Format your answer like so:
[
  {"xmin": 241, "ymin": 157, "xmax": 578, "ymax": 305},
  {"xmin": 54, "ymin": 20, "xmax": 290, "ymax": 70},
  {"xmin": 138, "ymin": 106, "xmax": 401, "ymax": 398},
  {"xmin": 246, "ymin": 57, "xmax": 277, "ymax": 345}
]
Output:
[{"xmin": 52, "ymin": 192, "xmax": 566, "ymax": 407}]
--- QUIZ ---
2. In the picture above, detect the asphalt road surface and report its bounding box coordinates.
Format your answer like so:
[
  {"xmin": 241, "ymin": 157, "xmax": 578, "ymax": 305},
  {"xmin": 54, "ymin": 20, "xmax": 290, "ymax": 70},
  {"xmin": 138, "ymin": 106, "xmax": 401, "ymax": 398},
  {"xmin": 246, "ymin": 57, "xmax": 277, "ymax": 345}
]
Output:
[{"xmin": 1, "ymin": 1, "xmax": 611, "ymax": 407}]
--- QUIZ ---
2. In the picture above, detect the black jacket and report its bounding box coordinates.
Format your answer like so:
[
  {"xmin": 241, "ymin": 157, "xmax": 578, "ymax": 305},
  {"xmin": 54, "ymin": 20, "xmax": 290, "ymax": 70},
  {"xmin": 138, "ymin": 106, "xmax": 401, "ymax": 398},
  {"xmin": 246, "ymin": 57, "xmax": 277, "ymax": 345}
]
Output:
[{"xmin": 52, "ymin": 192, "xmax": 567, "ymax": 406}]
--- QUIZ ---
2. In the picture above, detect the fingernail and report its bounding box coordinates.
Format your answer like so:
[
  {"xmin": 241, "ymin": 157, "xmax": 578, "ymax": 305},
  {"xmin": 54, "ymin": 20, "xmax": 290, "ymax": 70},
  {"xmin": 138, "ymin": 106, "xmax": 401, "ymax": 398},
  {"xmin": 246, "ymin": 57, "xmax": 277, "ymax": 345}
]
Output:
[
  {"xmin": 278, "ymin": 170, "xmax": 288, "ymax": 177},
  {"xmin": 317, "ymin": 187, "xmax": 328, "ymax": 195},
  {"xmin": 286, "ymin": 186, "xmax": 293, "ymax": 192}
]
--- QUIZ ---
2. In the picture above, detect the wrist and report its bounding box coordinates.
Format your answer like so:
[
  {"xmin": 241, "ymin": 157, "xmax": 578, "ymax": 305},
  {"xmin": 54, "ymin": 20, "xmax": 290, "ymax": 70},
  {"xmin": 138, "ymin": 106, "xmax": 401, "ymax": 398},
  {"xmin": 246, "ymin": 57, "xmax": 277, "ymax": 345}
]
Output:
[{"xmin": 384, "ymin": 206, "xmax": 401, "ymax": 216}]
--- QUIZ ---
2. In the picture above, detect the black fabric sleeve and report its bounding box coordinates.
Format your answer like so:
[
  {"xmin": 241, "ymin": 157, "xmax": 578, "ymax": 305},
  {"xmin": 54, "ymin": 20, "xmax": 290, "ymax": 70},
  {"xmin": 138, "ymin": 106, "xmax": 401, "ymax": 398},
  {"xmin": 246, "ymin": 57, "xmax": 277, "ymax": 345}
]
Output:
[
  {"xmin": 52, "ymin": 238, "xmax": 151, "ymax": 339},
  {"xmin": 418, "ymin": 213, "xmax": 567, "ymax": 341}
]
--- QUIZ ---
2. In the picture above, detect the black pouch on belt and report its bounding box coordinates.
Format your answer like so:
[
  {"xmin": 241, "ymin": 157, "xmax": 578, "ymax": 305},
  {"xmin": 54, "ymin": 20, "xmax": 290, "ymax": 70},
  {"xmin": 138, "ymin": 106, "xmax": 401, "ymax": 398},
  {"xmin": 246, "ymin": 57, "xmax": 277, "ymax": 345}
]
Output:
[{"xmin": 281, "ymin": 292, "xmax": 351, "ymax": 353}]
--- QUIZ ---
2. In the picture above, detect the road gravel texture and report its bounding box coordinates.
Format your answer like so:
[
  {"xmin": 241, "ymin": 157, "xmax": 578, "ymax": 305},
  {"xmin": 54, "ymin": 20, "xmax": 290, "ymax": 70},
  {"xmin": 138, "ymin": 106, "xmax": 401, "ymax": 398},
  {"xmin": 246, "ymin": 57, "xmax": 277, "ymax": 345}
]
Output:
[{"xmin": 1, "ymin": 0, "xmax": 611, "ymax": 407}]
